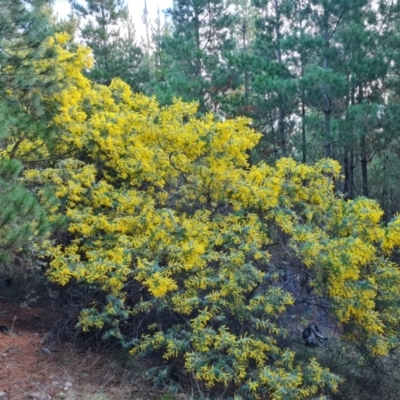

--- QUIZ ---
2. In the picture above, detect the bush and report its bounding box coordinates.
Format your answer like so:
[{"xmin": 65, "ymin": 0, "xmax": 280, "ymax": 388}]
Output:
[{"xmin": 24, "ymin": 71, "xmax": 400, "ymax": 398}]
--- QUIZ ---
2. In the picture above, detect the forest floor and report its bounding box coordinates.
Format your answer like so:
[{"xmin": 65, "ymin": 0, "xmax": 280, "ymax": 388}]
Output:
[{"xmin": 0, "ymin": 302, "xmax": 170, "ymax": 400}]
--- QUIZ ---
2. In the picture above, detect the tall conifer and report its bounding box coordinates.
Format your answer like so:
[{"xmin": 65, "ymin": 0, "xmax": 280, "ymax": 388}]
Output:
[
  {"xmin": 71, "ymin": 0, "xmax": 146, "ymax": 90},
  {"xmin": 0, "ymin": 0, "xmax": 53, "ymax": 278},
  {"xmin": 152, "ymin": 0, "xmax": 235, "ymax": 112},
  {"xmin": 251, "ymin": 0, "xmax": 297, "ymax": 158}
]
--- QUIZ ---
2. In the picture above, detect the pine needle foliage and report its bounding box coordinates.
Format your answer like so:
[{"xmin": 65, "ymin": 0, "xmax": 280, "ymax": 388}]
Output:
[
  {"xmin": 0, "ymin": 0, "xmax": 65, "ymax": 277},
  {"xmin": 0, "ymin": 159, "xmax": 48, "ymax": 266},
  {"xmin": 70, "ymin": 0, "xmax": 146, "ymax": 91},
  {"xmin": 0, "ymin": 0, "xmax": 61, "ymax": 157}
]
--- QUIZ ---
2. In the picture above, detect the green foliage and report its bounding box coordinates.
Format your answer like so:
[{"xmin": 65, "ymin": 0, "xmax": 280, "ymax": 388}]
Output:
[
  {"xmin": 0, "ymin": 0, "xmax": 61, "ymax": 160},
  {"xmin": 295, "ymin": 337, "xmax": 400, "ymax": 400},
  {"xmin": 71, "ymin": 0, "xmax": 147, "ymax": 90},
  {"xmin": 0, "ymin": 0, "xmax": 64, "ymax": 279},
  {"xmin": 148, "ymin": 0, "xmax": 235, "ymax": 112},
  {"xmin": 0, "ymin": 159, "xmax": 49, "ymax": 273}
]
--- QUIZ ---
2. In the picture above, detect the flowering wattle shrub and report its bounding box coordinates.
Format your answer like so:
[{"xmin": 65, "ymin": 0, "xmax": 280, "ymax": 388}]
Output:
[{"xmin": 24, "ymin": 40, "xmax": 400, "ymax": 399}]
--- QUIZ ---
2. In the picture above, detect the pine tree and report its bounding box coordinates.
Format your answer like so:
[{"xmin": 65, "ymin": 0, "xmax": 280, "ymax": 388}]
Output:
[
  {"xmin": 0, "ymin": 159, "xmax": 48, "ymax": 265},
  {"xmin": 216, "ymin": 0, "xmax": 256, "ymax": 119},
  {"xmin": 377, "ymin": 0, "xmax": 400, "ymax": 215},
  {"xmin": 284, "ymin": 0, "xmax": 317, "ymax": 163},
  {"xmin": 298, "ymin": 0, "xmax": 393, "ymax": 201},
  {"xmin": 151, "ymin": 6, "xmax": 171, "ymax": 72},
  {"xmin": 70, "ymin": 0, "xmax": 146, "ymax": 90},
  {"xmin": 0, "ymin": 0, "xmax": 59, "ymax": 160},
  {"xmin": 335, "ymin": 0, "xmax": 387, "ymax": 198},
  {"xmin": 152, "ymin": 0, "xmax": 236, "ymax": 112},
  {"xmin": 298, "ymin": 0, "xmax": 349, "ymax": 159},
  {"xmin": 141, "ymin": 0, "xmax": 152, "ymax": 59},
  {"xmin": 112, "ymin": 15, "xmax": 149, "ymax": 93},
  {"xmin": 0, "ymin": 0, "xmax": 54, "ymax": 279},
  {"xmin": 233, "ymin": 0, "xmax": 256, "ymax": 108},
  {"xmin": 250, "ymin": 0, "xmax": 297, "ymax": 158}
]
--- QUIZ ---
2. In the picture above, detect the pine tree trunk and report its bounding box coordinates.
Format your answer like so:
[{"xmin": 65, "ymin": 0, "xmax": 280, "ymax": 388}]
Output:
[
  {"xmin": 100, "ymin": 3, "xmax": 109, "ymax": 74},
  {"xmin": 275, "ymin": 0, "xmax": 286, "ymax": 156},
  {"xmin": 142, "ymin": 0, "xmax": 151, "ymax": 58},
  {"xmin": 242, "ymin": 19, "xmax": 249, "ymax": 106},
  {"xmin": 302, "ymin": 96, "xmax": 306, "ymax": 163},
  {"xmin": 194, "ymin": 8, "xmax": 201, "ymax": 79},
  {"xmin": 323, "ymin": 5, "xmax": 331, "ymax": 158},
  {"xmin": 358, "ymin": 84, "xmax": 368, "ymax": 197},
  {"xmin": 361, "ymin": 134, "xmax": 368, "ymax": 197},
  {"xmin": 324, "ymin": 110, "xmax": 332, "ymax": 158},
  {"xmin": 299, "ymin": 0, "xmax": 306, "ymax": 164},
  {"xmin": 349, "ymin": 147, "xmax": 354, "ymax": 199},
  {"xmin": 343, "ymin": 151, "xmax": 349, "ymax": 195}
]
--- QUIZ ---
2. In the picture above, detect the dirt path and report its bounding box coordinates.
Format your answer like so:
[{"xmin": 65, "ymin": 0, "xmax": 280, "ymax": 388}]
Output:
[{"xmin": 0, "ymin": 303, "xmax": 164, "ymax": 400}]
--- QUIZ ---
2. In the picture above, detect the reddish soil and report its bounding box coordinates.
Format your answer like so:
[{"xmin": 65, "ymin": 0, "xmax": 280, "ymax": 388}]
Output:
[{"xmin": 0, "ymin": 302, "xmax": 163, "ymax": 400}]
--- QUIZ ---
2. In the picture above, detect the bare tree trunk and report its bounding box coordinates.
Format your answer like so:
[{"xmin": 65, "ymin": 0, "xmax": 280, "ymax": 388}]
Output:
[
  {"xmin": 324, "ymin": 111, "xmax": 332, "ymax": 158},
  {"xmin": 242, "ymin": 18, "xmax": 249, "ymax": 106},
  {"xmin": 297, "ymin": 0, "xmax": 306, "ymax": 163},
  {"xmin": 360, "ymin": 134, "xmax": 368, "ymax": 197},
  {"xmin": 100, "ymin": 0, "xmax": 109, "ymax": 72},
  {"xmin": 302, "ymin": 96, "xmax": 306, "ymax": 163},
  {"xmin": 322, "ymin": 5, "xmax": 332, "ymax": 158},
  {"xmin": 349, "ymin": 147, "xmax": 354, "ymax": 199},
  {"xmin": 142, "ymin": 0, "xmax": 151, "ymax": 58},
  {"xmin": 274, "ymin": 0, "xmax": 286, "ymax": 156},
  {"xmin": 343, "ymin": 151, "xmax": 350, "ymax": 194},
  {"xmin": 358, "ymin": 84, "xmax": 368, "ymax": 197},
  {"xmin": 193, "ymin": 7, "xmax": 201, "ymax": 78}
]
